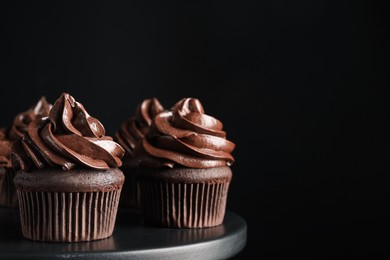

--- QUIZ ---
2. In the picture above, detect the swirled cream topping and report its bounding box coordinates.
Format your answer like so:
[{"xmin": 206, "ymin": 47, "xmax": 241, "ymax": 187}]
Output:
[
  {"xmin": 0, "ymin": 129, "xmax": 12, "ymax": 168},
  {"xmin": 8, "ymin": 97, "xmax": 52, "ymax": 141},
  {"xmin": 137, "ymin": 98, "xmax": 235, "ymax": 168},
  {"xmin": 12, "ymin": 93, "xmax": 124, "ymax": 171},
  {"xmin": 115, "ymin": 98, "xmax": 164, "ymax": 158}
]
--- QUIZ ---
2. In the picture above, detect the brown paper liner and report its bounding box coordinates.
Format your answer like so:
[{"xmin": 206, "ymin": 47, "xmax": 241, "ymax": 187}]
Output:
[
  {"xmin": 140, "ymin": 181, "xmax": 230, "ymax": 228},
  {"xmin": 0, "ymin": 169, "xmax": 18, "ymax": 208},
  {"xmin": 120, "ymin": 169, "xmax": 140, "ymax": 208},
  {"xmin": 17, "ymin": 190, "xmax": 121, "ymax": 242}
]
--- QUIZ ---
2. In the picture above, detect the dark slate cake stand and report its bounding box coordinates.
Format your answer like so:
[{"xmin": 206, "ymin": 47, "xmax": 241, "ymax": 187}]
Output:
[{"xmin": 0, "ymin": 207, "xmax": 247, "ymax": 260}]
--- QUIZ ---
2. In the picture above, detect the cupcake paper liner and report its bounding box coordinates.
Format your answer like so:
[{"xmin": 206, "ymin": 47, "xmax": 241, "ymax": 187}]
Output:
[
  {"xmin": 17, "ymin": 190, "xmax": 121, "ymax": 242},
  {"xmin": 140, "ymin": 181, "xmax": 230, "ymax": 228},
  {"xmin": 120, "ymin": 170, "xmax": 140, "ymax": 208},
  {"xmin": 0, "ymin": 169, "xmax": 18, "ymax": 208}
]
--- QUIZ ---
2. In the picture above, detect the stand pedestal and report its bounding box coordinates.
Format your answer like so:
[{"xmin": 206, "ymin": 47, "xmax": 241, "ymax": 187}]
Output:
[{"xmin": 0, "ymin": 207, "xmax": 247, "ymax": 259}]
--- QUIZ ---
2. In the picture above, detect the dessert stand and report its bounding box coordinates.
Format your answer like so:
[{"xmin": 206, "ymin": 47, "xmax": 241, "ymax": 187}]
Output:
[{"xmin": 0, "ymin": 207, "xmax": 247, "ymax": 259}]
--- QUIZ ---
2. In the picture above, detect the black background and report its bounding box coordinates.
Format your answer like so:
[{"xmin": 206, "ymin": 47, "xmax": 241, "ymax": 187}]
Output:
[{"xmin": 0, "ymin": 1, "xmax": 388, "ymax": 258}]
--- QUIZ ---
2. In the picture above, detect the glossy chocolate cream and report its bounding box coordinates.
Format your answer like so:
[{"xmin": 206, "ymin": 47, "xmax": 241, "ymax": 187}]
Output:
[
  {"xmin": 137, "ymin": 98, "xmax": 235, "ymax": 168},
  {"xmin": 12, "ymin": 93, "xmax": 124, "ymax": 171},
  {"xmin": 8, "ymin": 97, "xmax": 52, "ymax": 141},
  {"xmin": 115, "ymin": 98, "xmax": 164, "ymax": 159},
  {"xmin": 0, "ymin": 128, "xmax": 17, "ymax": 207},
  {"xmin": 0, "ymin": 129, "xmax": 11, "ymax": 169}
]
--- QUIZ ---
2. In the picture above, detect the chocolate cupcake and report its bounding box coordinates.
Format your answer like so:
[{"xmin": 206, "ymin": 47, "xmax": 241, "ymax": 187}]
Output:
[
  {"xmin": 0, "ymin": 97, "xmax": 52, "ymax": 208},
  {"xmin": 136, "ymin": 98, "xmax": 235, "ymax": 228},
  {"xmin": 8, "ymin": 96, "xmax": 52, "ymax": 141},
  {"xmin": 0, "ymin": 129, "xmax": 17, "ymax": 207},
  {"xmin": 115, "ymin": 98, "xmax": 164, "ymax": 208},
  {"xmin": 12, "ymin": 93, "xmax": 125, "ymax": 242}
]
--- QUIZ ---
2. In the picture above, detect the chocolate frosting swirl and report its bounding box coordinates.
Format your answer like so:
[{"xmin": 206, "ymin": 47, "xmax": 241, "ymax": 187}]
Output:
[
  {"xmin": 12, "ymin": 93, "xmax": 125, "ymax": 171},
  {"xmin": 0, "ymin": 129, "xmax": 12, "ymax": 168},
  {"xmin": 137, "ymin": 98, "xmax": 235, "ymax": 168},
  {"xmin": 8, "ymin": 97, "xmax": 52, "ymax": 141},
  {"xmin": 115, "ymin": 98, "xmax": 164, "ymax": 158}
]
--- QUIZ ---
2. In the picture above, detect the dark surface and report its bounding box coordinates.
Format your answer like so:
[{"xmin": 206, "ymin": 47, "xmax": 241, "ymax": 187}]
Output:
[
  {"xmin": 0, "ymin": 1, "xmax": 388, "ymax": 258},
  {"xmin": 0, "ymin": 207, "xmax": 246, "ymax": 260}
]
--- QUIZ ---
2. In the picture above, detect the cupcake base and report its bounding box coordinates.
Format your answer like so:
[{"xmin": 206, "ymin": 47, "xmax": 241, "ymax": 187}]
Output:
[
  {"xmin": 138, "ymin": 166, "xmax": 232, "ymax": 228},
  {"xmin": 14, "ymin": 168, "xmax": 124, "ymax": 242}
]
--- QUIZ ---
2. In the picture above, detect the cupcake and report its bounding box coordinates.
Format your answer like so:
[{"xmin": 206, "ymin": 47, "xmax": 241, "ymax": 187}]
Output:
[
  {"xmin": 136, "ymin": 98, "xmax": 235, "ymax": 228},
  {"xmin": 0, "ymin": 97, "xmax": 52, "ymax": 208},
  {"xmin": 115, "ymin": 98, "xmax": 164, "ymax": 208},
  {"xmin": 0, "ymin": 128, "xmax": 16, "ymax": 207},
  {"xmin": 8, "ymin": 96, "xmax": 52, "ymax": 140},
  {"xmin": 12, "ymin": 93, "xmax": 125, "ymax": 242}
]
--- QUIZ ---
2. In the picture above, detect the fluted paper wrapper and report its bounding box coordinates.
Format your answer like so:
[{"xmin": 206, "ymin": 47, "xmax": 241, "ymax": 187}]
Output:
[
  {"xmin": 17, "ymin": 190, "xmax": 121, "ymax": 242},
  {"xmin": 140, "ymin": 181, "xmax": 230, "ymax": 228},
  {"xmin": 120, "ymin": 169, "xmax": 140, "ymax": 208},
  {"xmin": 0, "ymin": 169, "xmax": 18, "ymax": 208}
]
